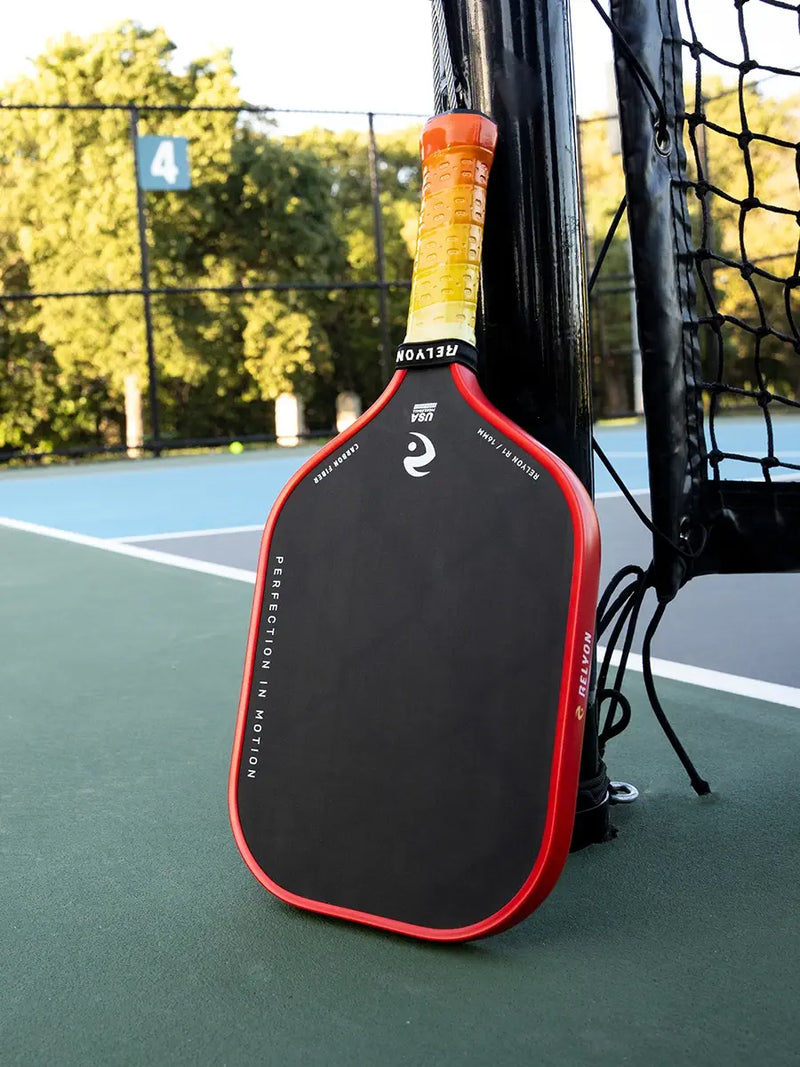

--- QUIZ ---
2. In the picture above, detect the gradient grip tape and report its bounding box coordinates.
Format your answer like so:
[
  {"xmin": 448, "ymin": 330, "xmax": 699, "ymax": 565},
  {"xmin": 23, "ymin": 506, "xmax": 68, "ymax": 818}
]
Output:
[{"xmin": 404, "ymin": 112, "xmax": 498, "ymax": 347}]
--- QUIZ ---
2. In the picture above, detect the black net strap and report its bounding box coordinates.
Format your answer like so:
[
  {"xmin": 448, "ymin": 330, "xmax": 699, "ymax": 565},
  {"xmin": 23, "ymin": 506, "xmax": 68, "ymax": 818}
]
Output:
[{"xmin": 609, "ymin": 0, "xmax": 707, "ymax": 600}]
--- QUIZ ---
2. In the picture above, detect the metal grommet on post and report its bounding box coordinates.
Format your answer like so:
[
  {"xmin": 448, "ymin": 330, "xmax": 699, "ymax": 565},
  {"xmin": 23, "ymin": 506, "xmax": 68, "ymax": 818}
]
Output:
[{"xmin": 654, "ymin": 119, "xmax": 672, "ymax": 156}]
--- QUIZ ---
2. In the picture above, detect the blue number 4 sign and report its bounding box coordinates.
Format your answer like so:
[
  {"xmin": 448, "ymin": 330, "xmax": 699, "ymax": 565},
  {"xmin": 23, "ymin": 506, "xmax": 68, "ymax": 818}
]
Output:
[{"xmin": 138, "ymin": 136, "xmax": 191, "ymax": 191}]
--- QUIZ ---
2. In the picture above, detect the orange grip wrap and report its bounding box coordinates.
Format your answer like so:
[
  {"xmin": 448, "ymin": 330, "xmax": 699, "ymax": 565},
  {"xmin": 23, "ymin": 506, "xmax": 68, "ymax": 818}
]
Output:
[{"xmin": 404, "ymin": 112, "xmax": 498, "ymax": 347}]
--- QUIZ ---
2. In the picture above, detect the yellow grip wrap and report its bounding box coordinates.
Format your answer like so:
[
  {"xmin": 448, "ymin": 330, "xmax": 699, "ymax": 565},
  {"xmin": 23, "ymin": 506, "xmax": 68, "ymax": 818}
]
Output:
[{"xmin": 405, "ymin": 112, "xmax": 498, "ymax": 347}]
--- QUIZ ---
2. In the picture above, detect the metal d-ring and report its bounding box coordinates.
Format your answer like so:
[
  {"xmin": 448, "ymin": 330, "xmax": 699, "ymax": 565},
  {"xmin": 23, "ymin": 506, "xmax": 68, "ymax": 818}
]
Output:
[{"xmin": 609, "ymin": 781, "xmax": 640, "ymax": 804}]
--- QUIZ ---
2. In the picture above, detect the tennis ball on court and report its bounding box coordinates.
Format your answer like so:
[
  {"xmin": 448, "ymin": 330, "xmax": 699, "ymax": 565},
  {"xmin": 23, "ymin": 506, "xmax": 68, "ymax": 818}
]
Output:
[{"xmin": 229, "ymin": 441, "xmax": 244, "ymax": 455}]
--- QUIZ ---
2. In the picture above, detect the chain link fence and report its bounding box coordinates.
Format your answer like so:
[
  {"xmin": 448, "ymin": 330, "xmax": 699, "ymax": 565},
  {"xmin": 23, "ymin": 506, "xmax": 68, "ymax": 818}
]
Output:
[{"xmin": 4, "ymin": 92, "xmax": 794, "ymax": 462}]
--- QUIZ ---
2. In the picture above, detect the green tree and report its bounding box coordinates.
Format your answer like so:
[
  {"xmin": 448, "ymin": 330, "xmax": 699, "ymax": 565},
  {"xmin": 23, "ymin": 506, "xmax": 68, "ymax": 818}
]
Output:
[
  {"xmin": 287, "ymin": 125, "xmax": 421, "ymax": 408},
  {"xmin": 0, "ymin": 238, "xmax": 62, "ymax": 451},
  {"xmin": 0, "ymin": 26, "xmax": 424, "ymax": 454},
  {"xmin": 579, "ymin": 113, "xmax": 633, "ymax": 417},
  {"xmin": 151, "ymin": 124, "xmax": 351, "ymax": 436},
  {"xmin": 0, "ymin": 23, "xmax": 243, "ymax": 448}
]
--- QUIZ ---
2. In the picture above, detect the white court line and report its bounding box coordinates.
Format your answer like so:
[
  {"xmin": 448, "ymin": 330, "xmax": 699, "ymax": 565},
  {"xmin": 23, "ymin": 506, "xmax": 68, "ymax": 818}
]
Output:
[
  {"xmin": 599, "ymin": 646, "xmax": 800, "ymax": 710},
  {"xmin": 0, "ymin": 517, "xmax": 257, "ymax": 584},
  {"xmin": 112, "ymin": 523, "xmax": 263, "ymax": 543},
  {"xmin": 595, "ymin": 488, "xmax": 650, "ymax": 499},
  {"xmin": 2, "ymin": 513, "xmax": 799, "ymax": 710}
]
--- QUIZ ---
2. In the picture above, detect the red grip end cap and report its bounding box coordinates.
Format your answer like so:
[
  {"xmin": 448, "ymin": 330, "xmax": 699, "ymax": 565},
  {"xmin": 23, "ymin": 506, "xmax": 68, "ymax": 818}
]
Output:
[{"xmin": 421, "ymin": 111, "xmax": 498, "ymax": 161}]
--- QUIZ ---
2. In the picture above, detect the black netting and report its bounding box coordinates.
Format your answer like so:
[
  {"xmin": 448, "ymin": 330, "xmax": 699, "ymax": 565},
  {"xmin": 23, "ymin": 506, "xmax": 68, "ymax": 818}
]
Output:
[
  {"xmin": 680, "ymin": 0, "xmax": 800, "ymax": 483},
  {"xmin": 608, "ymin": 0, "xmax": 800, "ymax": 593}
]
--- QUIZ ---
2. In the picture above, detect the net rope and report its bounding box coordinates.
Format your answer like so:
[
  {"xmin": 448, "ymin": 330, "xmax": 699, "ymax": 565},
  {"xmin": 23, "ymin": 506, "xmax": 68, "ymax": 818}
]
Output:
[{"xmin": 680, "ymin": 0, "xmax": 800, "ymax": 481}]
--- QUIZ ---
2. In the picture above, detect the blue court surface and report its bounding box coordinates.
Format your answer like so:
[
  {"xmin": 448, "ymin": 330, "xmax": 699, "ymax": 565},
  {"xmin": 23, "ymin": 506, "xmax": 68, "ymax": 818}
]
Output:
[
  {"xmin": 1, "ymin": 416, "xmax": 798, "ymax": 539},
  {"xmin": 0, "ymin": 447, "xmax": 319, "ymax": 540}
]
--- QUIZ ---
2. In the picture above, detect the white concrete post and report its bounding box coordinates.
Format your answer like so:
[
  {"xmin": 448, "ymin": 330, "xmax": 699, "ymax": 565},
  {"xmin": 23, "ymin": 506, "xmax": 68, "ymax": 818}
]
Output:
[
  {"xmin": 124, "ymin": 373, "xmax": 144, "ymax": 457},
  {"xmin": 275, "ymin": 393, "xmax": 305, "ymax": 447},
  {"xmin": 336, "ymin": 391, "xmax": 362, "ymax": 433}
]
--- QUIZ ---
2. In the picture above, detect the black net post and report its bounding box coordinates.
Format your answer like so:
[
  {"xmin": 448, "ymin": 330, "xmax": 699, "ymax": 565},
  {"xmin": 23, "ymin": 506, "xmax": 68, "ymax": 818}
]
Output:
[
  {"xmin": 129, "ymin": 106, "xmax": 162, "ymax": 456},
  {"xmin": 440, "ymin": 0, "xmax": 611, "ymax": 847}
]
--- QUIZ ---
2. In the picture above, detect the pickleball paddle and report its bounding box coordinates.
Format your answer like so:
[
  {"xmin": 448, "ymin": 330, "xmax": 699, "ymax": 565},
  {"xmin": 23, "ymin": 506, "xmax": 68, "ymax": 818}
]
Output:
[{"xmin": 229, "ymin": 111, "xmax": 600, "ymax": 941}]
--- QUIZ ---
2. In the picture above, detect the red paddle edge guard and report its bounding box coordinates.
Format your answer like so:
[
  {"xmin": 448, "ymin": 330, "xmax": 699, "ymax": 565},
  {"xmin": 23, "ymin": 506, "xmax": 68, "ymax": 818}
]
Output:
[{"xmin": 229, "ymin": 363, "xmax": 601, "ymax": 942}]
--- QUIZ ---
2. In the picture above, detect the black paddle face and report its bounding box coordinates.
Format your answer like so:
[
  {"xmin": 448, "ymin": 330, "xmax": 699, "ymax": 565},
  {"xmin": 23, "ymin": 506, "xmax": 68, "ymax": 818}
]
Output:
[{"xmin": 235, "ymin": 366, "xmax": 578, "ymax": 933}]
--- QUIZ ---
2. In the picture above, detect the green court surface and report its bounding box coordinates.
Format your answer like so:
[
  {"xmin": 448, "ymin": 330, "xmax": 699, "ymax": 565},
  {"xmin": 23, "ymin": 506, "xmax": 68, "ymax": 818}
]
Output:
[{"xmin": 2, "ymin": 524, "xmax": 799, "ymax": 1066}]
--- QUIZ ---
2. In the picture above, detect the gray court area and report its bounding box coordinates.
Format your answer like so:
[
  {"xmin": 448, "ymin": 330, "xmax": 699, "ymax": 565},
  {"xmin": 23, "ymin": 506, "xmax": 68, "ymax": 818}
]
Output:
[{"xmin": 124, "ymin": 493, "xmax": 800, "ymax": 689}]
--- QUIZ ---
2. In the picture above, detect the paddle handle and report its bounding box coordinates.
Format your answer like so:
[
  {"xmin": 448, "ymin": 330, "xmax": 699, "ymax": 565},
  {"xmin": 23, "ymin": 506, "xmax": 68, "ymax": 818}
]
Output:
[{"xmin": 404, "ymin": 111, "xmax": 498, "ymax": 348}]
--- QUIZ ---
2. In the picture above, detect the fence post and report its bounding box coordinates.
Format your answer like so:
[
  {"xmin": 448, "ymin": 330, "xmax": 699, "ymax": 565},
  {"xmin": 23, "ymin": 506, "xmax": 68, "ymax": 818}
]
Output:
[
  {"xmin": 129, "ymin": 106, "xmax": 162, "ymax": 456},
  {"xmin": 367, "ymin": 112, "xmax": 393, "ymax": 382}
]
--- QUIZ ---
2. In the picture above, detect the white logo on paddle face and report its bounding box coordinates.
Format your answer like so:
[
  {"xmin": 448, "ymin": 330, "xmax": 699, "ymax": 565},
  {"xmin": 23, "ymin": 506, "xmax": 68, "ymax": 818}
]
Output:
[
  {"xmin": 403, "ymin": 432, "xmax": 436, "ymax": 477},
  {"xmin": 411, "ymin": 402, "xmax": 437, "ymax": 424}
]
